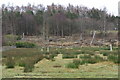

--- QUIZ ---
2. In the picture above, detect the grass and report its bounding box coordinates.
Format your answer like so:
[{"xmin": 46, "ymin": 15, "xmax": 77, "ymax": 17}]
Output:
[
  {"xmin": 2, "ymin": 59, "xmax": 118, "ymax": 78},
  {"xmin": 2, "ymin": 46, "xmax": 118, "ymax": 78}
]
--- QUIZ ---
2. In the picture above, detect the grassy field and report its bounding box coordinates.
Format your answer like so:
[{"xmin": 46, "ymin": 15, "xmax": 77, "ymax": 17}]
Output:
[{"xmin": 2, "ymin": 46, "xmax": 118, "ymax": 78}]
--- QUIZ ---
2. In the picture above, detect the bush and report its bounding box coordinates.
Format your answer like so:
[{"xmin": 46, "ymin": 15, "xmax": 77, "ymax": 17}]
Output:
[
  {"xmin": 24, "ymin": 63, "xmax": 34, "ymax": 72},
  {"xmin": 16, "ymin": 42, "xmax": 36, "ymax": 48},
  {"xmin": 108, "ymin": 54, "xmax": 119, "ymax": 64},
  {"xmin": 6, "ymin": 57, "xmax": 15, "ymax": 68},
  {"xmin": 100, "ymin": 47, "xmax": 109, "ymax": 50},
  {"xmin": 79, "ymin": 55, "xmax": 104, "ymax": 64},
  {"xmin": 18, "ymin": 59, "xmax": 26, "ymax": 67},
  {"xmin": 44, "ymin": 53, "xmax": 57, "ymax": 60},
  {"xmin": 16, "ymin": 35, "xmax": 22, "ymax": 40},
  {"xmin": 66, "ymin": 63, "xmax": 79, "ymax": 69},
  {"xmin": 53, "ymin": 64, "xmax": 62, "ymax": 68},
  {"xmin": 86, "ymin": 58, "xmax": 97, "ymax": 64},
  {"xmin": 22, "ymin": 55, "xmax": 43, "ymax": 72},
  {"xmin": 73, "ymin": 59, "xmax": 87, "ymax": 65},
  {"xmin": 80, "ymin": 55, "xmax": 91, "ymax": 59},
  {"xmin": 113, "ymin": 47, "xmax": 118, "ymax": 50},
  {"xmin": 80, "ymin": 50, "xmax": 94, "ymax": 55},
  {"xmin": 6, "ymin": 41, "xmax": 15, "ymax": 46},
  {"xmin": 63, "ymin": 54, "xmax": 77, "ymax": 59},
  {"xmin": 51, "ymin": 50, "xmax": 60, "ymax": 54},
  {"xmin": 49, "ymin": 54, "xmax": 57, "ymax": 60},
  {"xmin": 94, "ymin": 55, "xmax": 104, "ymax": 62},
  {"xmin": 33, "ymin": 55, "xmax": 44, "ymax": 64},
  {"xmin": 19, "ymin": 62, "xmax": 26, "ymax": 67},
  {"xmin": 71, "ymin": 51, "xmax": 82, "ymax": 55},
  {"xmin": 73, "ymin": 59, "xmax": 81, "ymax": 65},
  {"xmin": 79, "ymin": 59, "xmax": 96, "ymax": 64},
  {"xmin": 100, "ymin": 51, "xmax": 109, "ymax": 56},
  {"xmin": 3, "ymin": 35, "xmax": 22, "ymax": 46}
]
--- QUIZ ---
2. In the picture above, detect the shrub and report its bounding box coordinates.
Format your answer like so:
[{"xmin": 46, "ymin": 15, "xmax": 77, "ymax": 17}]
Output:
[
  {"xmin": 100, "ymin": 47, "xmax": 109, "ymax": 50},
  {"xmin": 85, "ymin": 55, "xmax": 104, "ymax": 64},
  {"xmin": 80, "ymin": 47, "xmax": 100, "ymax": 52},
  {"xmin": 33, "ymin": 55, "xmax": 44, "ymax": 64},
  {"xmin": 80, "ymin": 55, "xmax": 91, "ymax": 59},
  {"xmin": 16, "ymin": 35, "xmax": 22, "ymax": 40},
  {"xmin": 6, "ymin": 57, "xmax": 15, "ymax": 68},
  {"xmin": 52, "ymin": 50, "xmax": 60, "ymax": 54},
  {"xmin": 100, "ymin": 51, "xmax": 109, "ymax": 56},
  {"xmin": 108, "ymin": 54, "xmax": 119, "ymax": 64},
  {"xmin": 79, "ymin": 59, "xmax": 97, "ymax": 64},
  {"xmin": 73, "ymin": 59, "xmax": 81, "ymax": 65},
  {"xmin": 3, "ymin": 35, "xmax": 22, "ymax": 46},
  {"xmin": 5, "ymin": 41, "xmax": 15, "ymax": 46},
  {"xmin": 16, "ymin": 42, "xmax": 36, "ymax": 48},
  {"xmin": 86, "ymin": 58, "xmax": 97, "ymax": 64},
  {"xmin": 80, "ymin": 50, "xmax": 94, "ymax": 55},
  {"xmin": 94, "ymin": 55, "xmax": 104, "ymax": 62},
  {"xmin": 63, "ymin": 54, "xmax": 77, "ymax": 59},
  {"xmin": 23, "ymin": 55, "xmax": 43, "ymax": 72},
  {"xmin": 44, "ymin": 54, "xmax": 57, "ymax": 60},
  {"xmin": 53, "ymin": 64, "xmax": 62, "ymax": 68},
  {"xmin": 49, "ymin": 54, "xmax": 57, "ymax": 60},
  {"xmin": 24, "ymin": 63, "xmax": 34, "ymax": 72},
  {"xmin": 66, "ymin": 63, "xmax": 79, "ymax": 69},
  {"xmin": 73, "ymin": 59, "xmax": 87, "ymax": 65},
  {"xmin": 19, "ymin": 62, "xmax": 26, "ymax": 67},
  {"xmin": 73, "ymin": 59, "xmax": 96, "ymax": 65},
  {"xmin": 18, "ymin": 59, "xmax": 26, "ymax": 67},
  {"xmin": 71, "ymin": 51, "xmax": 81, "ymax": 55},
  {"xmin": 113, "ymin": 47, "xmax": 118, "ymax": 50},
  {"xmin": 79, "ymin": 55, "xmax": 104, "ymax": 64}
]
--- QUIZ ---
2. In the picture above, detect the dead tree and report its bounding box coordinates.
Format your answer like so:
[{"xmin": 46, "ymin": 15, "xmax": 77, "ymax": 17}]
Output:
[{"xmin": 90, "ymin": 31, "xmax": 96, "ymax": 46}]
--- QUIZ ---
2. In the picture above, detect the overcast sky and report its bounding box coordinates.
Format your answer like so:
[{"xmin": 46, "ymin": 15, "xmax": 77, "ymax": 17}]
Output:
[{"xmin": 0, "ymin": 0, "xmax": 119, "ymax": 16}]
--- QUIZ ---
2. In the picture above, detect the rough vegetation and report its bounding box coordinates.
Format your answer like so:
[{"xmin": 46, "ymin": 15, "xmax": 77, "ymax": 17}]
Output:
[{"xmin": 1, "ymin": 3, "xmax": 119, "ymax": 78}]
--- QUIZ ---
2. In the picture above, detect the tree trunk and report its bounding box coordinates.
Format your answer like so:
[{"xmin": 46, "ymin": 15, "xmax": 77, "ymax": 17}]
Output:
[{"xmin": 90, "ymin": 31, "xmax": 96, "ymax": 46}]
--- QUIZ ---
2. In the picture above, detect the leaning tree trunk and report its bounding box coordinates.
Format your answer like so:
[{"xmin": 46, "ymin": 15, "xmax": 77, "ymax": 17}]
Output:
[{"xmin": 90, "ymin": 31, "xmax": 96, "ymax": 46}]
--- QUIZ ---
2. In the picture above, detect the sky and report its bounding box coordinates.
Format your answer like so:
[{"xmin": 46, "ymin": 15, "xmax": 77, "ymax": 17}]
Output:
[{"xmin": 0, "ymin": 0, "xmax": 119, "ymax": 16}]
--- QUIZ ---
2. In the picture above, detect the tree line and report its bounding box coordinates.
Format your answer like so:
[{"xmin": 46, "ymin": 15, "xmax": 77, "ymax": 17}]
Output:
[{"xmin": 2, "ymin": 3, "xmax": 118, "ymax": 39}]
